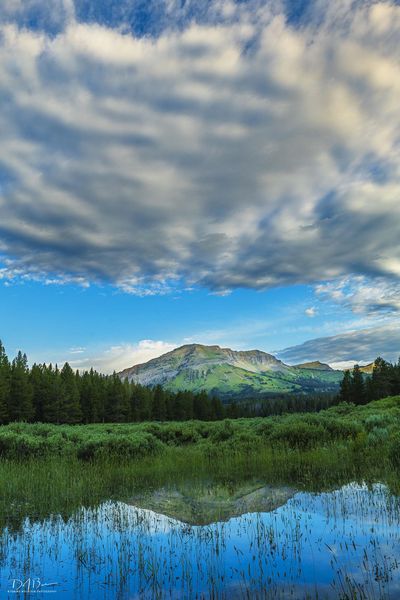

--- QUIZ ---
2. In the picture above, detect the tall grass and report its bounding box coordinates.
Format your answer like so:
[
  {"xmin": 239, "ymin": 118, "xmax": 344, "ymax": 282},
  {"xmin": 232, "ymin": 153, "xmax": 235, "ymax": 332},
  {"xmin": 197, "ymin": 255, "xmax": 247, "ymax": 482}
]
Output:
[
  {"xmin": 0, "ymin": 395, "xmax": 400, "ymax": 462},
  {"xmin": 1, "ymin": 396, "xmax": 400, "ymax": 531}
]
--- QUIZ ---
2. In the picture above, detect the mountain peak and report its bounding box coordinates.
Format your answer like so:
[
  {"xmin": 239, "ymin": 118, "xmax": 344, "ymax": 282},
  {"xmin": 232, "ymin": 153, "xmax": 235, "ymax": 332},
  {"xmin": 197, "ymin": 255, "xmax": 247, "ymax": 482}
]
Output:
[
  {"xmin": 118, "ymin": 343, "xmax": 343, "ymax": 397},
  {"xmin": 293, "ymin": 361, "xmax": 334, "ymax": 371}
]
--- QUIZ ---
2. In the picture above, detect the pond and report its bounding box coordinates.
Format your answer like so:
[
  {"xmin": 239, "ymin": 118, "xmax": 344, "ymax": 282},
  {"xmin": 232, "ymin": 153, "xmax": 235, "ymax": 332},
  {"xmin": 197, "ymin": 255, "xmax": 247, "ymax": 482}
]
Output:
[{"xmin": 1, "ymin": 480, "xmax": 399, "ymax": 598}]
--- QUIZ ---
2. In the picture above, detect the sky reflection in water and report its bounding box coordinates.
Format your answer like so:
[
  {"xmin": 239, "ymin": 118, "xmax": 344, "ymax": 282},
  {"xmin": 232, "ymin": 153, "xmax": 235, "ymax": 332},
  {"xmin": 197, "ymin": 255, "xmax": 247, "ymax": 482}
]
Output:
[{"xmin": 1, "ymin": 482, "xmax": 400, "ymax": 599}]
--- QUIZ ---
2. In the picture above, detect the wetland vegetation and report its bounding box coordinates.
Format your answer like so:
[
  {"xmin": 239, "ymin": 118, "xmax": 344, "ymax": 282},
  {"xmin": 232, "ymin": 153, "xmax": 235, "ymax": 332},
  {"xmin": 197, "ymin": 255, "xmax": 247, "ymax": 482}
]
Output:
[
  {"xmin": 0, "ymin": 394, "xmax": 400, "ymax": 464},
  {"xmin": 2, "ymin": 339, "xmax": 400, "ymax": 597},
  {"xmin": 0, "ymin": 397, "xmax": 400, "ymax": 597},
  {"xmin": 1, "ymin": 440, "xmax": 400, "ymax": 598}
]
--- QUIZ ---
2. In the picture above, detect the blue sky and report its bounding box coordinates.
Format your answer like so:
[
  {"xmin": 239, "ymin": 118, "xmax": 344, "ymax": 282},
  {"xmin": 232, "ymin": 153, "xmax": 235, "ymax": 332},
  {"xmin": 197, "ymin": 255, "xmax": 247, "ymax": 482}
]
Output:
[{"xmin": 0, "ymin": 0, "xmax": 399, "ymax": 371}]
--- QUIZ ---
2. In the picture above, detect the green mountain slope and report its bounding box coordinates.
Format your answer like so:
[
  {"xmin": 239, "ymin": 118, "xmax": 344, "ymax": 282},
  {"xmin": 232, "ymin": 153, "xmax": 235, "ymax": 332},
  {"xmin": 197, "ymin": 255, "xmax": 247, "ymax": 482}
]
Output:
[
  {"xmin": 293, "ymin": 361, "xmax": 333, "ymax": 371},
  {"xmin": 119, "ymin": 344, "xmax": 343, "ymax": 398}
]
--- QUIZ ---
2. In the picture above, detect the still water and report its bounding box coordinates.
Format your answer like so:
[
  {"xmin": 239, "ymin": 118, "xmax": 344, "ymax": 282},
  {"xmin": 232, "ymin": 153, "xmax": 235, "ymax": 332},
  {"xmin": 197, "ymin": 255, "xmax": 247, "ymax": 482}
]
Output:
[{"xmin": 1, "ymin": 482, "xmax": 399, "ymax": 599}]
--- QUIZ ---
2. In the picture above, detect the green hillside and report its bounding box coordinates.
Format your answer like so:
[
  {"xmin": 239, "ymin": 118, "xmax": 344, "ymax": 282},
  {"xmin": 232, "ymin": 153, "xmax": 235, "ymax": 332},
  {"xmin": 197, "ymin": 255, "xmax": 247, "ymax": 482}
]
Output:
[{"xmin": 120, "ymin": 344, "xmax": 343, "ymax": 398}]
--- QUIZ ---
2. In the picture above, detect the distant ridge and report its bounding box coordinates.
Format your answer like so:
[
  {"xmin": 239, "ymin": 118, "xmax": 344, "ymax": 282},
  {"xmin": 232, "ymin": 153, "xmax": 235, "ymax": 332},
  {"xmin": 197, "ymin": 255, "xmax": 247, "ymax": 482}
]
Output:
[
  {"xmin": 293, "ymin": 361, "xmax": 333, "ymax": 371},
  {"xmin": 359, "ymin": 362, "xmax": 375, "ymax": 374},
  {"xmin": 118, "ymin": 343, "xmax": 343, "ymax": 398}
]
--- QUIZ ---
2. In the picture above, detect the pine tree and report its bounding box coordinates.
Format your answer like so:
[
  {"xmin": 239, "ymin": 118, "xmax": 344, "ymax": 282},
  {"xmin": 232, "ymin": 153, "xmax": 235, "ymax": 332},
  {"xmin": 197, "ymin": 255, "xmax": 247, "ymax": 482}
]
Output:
[
  {"xmin": 339, "ymin": 370, "xmax": 352, "ymax": 403},
  {"xmin": 30, "ymin": 363, "xmax": 45, "ymax": 421},
  {"xmin": 9, "ymin": 351, "xmax": 34, "ymax": 421},
  {"xmin": 350, "ymin": 365, "xmax": 366, "ymax": 405},
  {"xmin": 134, "ymin": 386, "xmax": 152, "ymax": 421},
  {"xmin": 370, "ymin": 357, "xmax": 392, "ymax": 400},
  {"xmin": 0, "ymin": 341, "xmax": 10, "ymax": 423},
  {"xmin": 152, "ymin": 385, "xmax": 167, "ymax": 421},
  {"xmin": 211, "ymin": 396, "xmax": 225, "ymax": 420},
  {"xmin": 105, "ymin": 373, "xmax": 129, "ymax": 422},
  {"xmin": 60, "ymin": 363, "xmax": 82, "ymax": 423},
  {"xmin": 79, "ymin": 371, "xmax": 94, "ymax": 424},
  {"xmin": 171, "ymin": 391, "xmax": 186, "ymax": 421},
  {"xmin": 41, "ymin": 364, "xmax": 62, "ymax": 423}
]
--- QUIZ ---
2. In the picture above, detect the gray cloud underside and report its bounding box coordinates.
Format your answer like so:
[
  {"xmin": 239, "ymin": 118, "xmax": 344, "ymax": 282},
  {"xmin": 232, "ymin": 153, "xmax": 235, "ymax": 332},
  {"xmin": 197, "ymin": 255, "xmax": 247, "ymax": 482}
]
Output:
[
  {"xmin": 0, "ymin": 0, "xmax": 400, "ymax": 293},
  {"xmin": 278, "ymin": 323, "xmax": 400, "ymax": 365}
]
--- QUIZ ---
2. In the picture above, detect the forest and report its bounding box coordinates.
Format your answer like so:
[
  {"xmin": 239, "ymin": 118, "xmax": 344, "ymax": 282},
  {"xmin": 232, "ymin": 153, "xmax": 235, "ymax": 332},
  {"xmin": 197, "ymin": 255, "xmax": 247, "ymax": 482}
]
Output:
[{"xmin": 1, "ymin": 340, "xmax": 399, "ymax": 425}]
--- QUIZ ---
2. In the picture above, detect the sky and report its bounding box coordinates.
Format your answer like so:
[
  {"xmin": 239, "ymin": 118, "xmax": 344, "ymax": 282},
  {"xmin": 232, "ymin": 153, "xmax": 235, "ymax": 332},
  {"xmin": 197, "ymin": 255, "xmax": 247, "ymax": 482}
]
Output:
[{"xmin": 0, "ymin": 0, "xmax": 399, "ymax": 372}]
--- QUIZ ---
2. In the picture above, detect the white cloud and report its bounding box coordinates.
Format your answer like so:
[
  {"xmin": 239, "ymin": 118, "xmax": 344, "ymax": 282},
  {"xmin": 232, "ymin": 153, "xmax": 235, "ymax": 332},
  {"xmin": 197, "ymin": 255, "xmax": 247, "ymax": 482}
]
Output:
[
  {"xmin": 330, "ymin": 360, "xmax": 365, "ymax": 370},
  {"xmin": 316, "ymin": 276, "xmax": 400, "ymax": 315},
  {"xmin": 65, "ymin": 340, "xmax": 176, "ymax": 373},
  {"xmin": 0, "ymin": 1, "xmax": 399, "ymax": 296},
  {"xmin": 305, "ymin": 307, "xmax": 317, "ymax": 318},
  {"xmin": 68, "ymin": 346, "xmax": 85, "ymax": 354}
]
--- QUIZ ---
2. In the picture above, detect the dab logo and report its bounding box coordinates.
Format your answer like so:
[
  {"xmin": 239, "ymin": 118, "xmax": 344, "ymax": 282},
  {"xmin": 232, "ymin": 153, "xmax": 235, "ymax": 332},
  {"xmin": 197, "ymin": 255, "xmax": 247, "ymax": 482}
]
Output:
[{"xmin": 8, "ymin": 577, "xmax": 59, "ymax": 594}]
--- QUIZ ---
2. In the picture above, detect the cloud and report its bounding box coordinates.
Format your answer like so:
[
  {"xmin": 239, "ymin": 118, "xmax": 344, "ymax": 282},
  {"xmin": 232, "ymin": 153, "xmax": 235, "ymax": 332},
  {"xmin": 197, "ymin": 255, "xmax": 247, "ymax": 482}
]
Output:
[
  {"xmin": 329, "ymin": 360, "xmax": 366, "ymax": 370},
  {"xmin": 305, "ymin": 307, "xmax": 317, "ymax": 318},
  {"xmin": 278, "ymin": 323, "xmax": 400, "ymax": 365},
  {"xmin": 64, "ymin": 340, "xmax": 176, "ymax": 373},
  {"xmin": 315, "ymin": 276, "xmax": 400, "ymax": 315},
  {"xmin": 0, "ymin": 1, "xmax": 400, "ymax": 295},
  {"xmin": 68, "ymin": 346, "xmax": 85, "ymax": 354}
]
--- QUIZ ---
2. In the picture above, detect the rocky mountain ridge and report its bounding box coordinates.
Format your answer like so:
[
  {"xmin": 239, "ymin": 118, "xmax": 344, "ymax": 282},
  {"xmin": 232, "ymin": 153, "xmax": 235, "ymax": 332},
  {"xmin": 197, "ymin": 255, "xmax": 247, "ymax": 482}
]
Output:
[{"xmin": 119, "ymin": 344, "xmax": 344, "ymax": 398}]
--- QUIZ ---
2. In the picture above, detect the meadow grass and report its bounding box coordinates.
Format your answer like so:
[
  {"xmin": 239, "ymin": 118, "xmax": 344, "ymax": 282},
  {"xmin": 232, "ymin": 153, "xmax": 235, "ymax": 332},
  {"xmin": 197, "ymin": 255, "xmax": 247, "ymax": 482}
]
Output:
[
  {"xmin": 1, "ymin": 396, "xmax": 400, "ymax": 530},
  {"xmin": 0, "ymin": 395, "xmax": 399, "ymax": 462},
  {"xmin": 2, "ymin": 397, "xmax": 400, "ymax": 597}
]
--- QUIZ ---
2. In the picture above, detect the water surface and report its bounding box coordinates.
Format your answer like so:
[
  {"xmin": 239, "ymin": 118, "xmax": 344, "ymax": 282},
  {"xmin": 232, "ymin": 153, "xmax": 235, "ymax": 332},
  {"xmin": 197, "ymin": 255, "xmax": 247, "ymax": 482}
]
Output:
[{"xmin": 1, "ymin": 482, "xmax": 399, "ymax": 598}]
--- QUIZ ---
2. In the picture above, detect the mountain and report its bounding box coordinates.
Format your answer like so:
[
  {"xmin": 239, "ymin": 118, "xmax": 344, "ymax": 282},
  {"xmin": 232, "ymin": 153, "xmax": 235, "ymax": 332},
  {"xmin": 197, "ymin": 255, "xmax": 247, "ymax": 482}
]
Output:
[
  {"xmin": 293, "ymin": 361, "xmax": 333, "ymax": 371},
  {"xmin": 119, "ymin": 344, "xmax": 343, "ymax": 398},
  {"xmin": 359, "ymin": 362, "xmax": 375, "ymax": 374},
  {"xmin": 130, "ymin": 482, "xmax": 295, "ymax": 525}
]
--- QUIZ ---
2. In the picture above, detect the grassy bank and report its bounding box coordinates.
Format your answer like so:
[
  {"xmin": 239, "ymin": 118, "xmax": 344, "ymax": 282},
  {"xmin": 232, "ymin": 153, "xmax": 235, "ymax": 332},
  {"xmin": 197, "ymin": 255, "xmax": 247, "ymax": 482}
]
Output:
[
  {"xmin": 0, "ymin": 396, "xmax": 400, "ymax": 463},
  {"xmin": 1, "ymin": 396, "xmax": 400, "ymax": 531}
]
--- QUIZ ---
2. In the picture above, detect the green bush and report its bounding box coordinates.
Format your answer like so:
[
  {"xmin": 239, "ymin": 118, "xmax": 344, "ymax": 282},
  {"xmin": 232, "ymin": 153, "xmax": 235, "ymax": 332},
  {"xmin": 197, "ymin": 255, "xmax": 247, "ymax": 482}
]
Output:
[
  {"xmin": 0, "ymin": 432, "xmax": 51, "ymax": 459},
  {"xmin": 76, "ymin": 433, "xmax": 162, "ymax": 461},
  {"xmin": 210, "ymin": 420, "xmax": 235, "ymax": 443},
  {"xmin": 270, "ymin": 421, "xmax": 327, "ymax": 449},
  {"xmin": 389, "ymin": 435, "xmax": 400, "ymax": 468},
  {"xmin": 255, "ymin": 420, "xmax": 275, "ymax": 438},
  {"xmin": 364, "ymin": 414, "xmax": 391, "ymax": 432},
  {"xmin": 367, "ymin": 427, "xmax": 389, "ymax": 446},
  {"xmin": 144, "ymin": 423, "xmax": 202, "ymax": 445},
  {"xmin": 319, "ymin": 417, "xmax": 361, "ymax": 440}
]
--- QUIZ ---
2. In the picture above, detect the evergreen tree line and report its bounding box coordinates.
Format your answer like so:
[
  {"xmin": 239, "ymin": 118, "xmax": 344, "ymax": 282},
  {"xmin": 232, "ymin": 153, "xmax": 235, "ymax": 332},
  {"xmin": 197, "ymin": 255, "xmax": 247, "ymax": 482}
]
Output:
[
  {"xmin": 4, "ymin": 342, "xmax": 395, "ymax": 425},
  {"xmin": 243, "ymin": 392, "xmax": 339, "ymax": 417},
  {"xmin": 339, "ymin": 357, "xmax": 400, "ymax": 405},
  {"xmin": 0, "ymin": 342, "xmax": 230, "ymax": 424}
]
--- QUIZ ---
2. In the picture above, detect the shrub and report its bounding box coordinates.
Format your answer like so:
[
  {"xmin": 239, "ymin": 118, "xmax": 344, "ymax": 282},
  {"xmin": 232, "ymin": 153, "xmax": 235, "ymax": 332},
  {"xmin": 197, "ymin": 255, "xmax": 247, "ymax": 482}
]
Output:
[
  {"xmin": 76, "ymin": 433, "xmax": 162, "ymax": 461},
  {"xmin": 144, "ymin": 423, "xmax": 201, "ymax": 446},
  {"xmin": 227, "ymin": 431, "xmax": 261, "ymax": 452},
  {"xmin": 255, "ymin": 420, "xmax": 275, "ymax": 438},
  {"xmin": 389, "ymin": 435, "xmax": 400, "ymax": 468},
  {"xmin": 328, "ymin": 402, "xmax": 356, "ymax": 416},
  {"xmin": 270, "ymin": 421, "xmax": 326, "ymax": 449},
  {"xmin": 367, "ymin": 427, "xmax": 389, "ymax": 446},
  {"xmin": 0, "ymin": 432, "xmax": 52, "ymax": 459},
  {"xmin": 210, "ymin": 420, "xmax": 235, "ymax": 443},
  {"xmin": 351, "ymin": 431, "xmax": 368, "ymax": 453},
  {"xmin": 319, "ymin": 417, "xmax": 361, "ymax": 440},
  {"xmin": 364, "ymin": 414, "xmax": 391, "ymax": 432}
]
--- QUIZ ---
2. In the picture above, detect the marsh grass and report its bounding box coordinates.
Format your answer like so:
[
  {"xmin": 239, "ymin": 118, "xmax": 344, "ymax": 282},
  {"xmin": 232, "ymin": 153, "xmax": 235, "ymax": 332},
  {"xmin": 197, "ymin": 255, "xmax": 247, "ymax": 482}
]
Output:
[
  {"xmin": 0, "ymin": 395, "xmax": 399, "ymax": 460},
  {"xmin": 1, "ymin": 482, "xmax": 399, "ymax": 599},
  {"xmin": 1, "ymin": 396, "xmax": 400, "ymax": 531},
  {"xmin": 0, "ymin": 441, "xmax": 398, "ymax": 534}
]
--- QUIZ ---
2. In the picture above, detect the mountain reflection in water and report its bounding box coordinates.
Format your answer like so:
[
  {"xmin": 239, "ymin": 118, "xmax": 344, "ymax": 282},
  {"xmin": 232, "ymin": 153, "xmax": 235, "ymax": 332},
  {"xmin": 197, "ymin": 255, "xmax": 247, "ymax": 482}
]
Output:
[{"xmin": 0, "ymin": 482, "xmax": 399, "ymax": 599}]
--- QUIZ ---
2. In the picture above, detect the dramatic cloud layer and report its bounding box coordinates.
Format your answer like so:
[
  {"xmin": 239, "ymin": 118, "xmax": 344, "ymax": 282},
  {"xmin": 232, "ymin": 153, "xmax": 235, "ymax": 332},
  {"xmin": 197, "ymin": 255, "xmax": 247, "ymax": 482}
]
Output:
[
  {"xmin": 278, "ymin": 323, "xmax": 400, "ymax": 365},
  {"xmin": 0, "ymin": 0, "xmax": 400, "ymax": 295}
]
